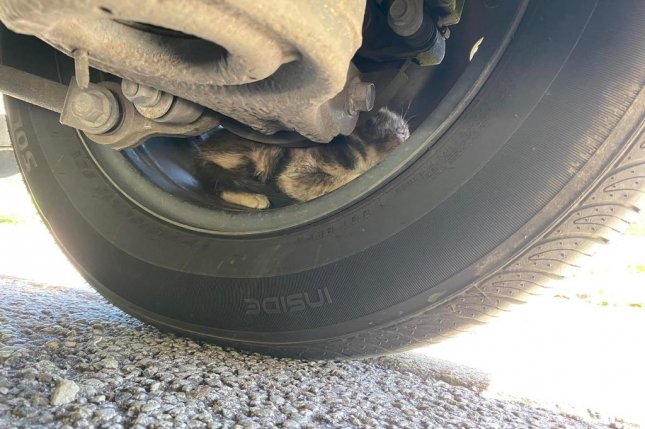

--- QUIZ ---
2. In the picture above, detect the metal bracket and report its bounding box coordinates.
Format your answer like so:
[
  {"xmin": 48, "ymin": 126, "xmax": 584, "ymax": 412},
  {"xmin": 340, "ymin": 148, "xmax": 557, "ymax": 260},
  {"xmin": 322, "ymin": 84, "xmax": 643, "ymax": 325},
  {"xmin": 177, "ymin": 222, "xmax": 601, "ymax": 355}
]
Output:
[
  {"xmin": 83, "ymin": 82, "xmax": 220, "ymax": 150},
  {"xmin": 0, "ymin": 64, "xmax": 220, "ymax": 150}
]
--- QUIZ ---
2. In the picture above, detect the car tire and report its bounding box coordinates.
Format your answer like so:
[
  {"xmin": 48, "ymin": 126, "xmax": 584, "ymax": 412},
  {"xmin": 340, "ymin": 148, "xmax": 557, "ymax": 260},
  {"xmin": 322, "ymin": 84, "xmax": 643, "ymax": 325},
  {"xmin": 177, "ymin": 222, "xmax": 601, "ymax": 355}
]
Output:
[{"xmin": 3, "ymin": 0, "xmax": 644, "ymax": 358}]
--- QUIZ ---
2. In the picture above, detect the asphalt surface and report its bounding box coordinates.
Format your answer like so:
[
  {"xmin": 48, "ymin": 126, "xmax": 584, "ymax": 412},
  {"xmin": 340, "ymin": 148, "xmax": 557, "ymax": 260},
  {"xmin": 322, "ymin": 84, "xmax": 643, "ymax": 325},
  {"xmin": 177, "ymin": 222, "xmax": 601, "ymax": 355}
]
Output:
[{"xmin": 0, "ymin": 278, "xmax": 620, "ymax": 428}]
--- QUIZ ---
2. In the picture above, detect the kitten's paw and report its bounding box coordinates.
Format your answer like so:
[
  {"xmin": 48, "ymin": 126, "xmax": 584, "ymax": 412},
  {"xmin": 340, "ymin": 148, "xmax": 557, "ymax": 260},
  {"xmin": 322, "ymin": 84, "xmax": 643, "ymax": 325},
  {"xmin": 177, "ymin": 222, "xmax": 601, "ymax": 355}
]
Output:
[
  {"xmin": 248, "ymin": 194, "xmax": 270, "ymax": 209},
  {"xmin": 220, "ymin": 191, "xmax": 271, "ymax": 209}
]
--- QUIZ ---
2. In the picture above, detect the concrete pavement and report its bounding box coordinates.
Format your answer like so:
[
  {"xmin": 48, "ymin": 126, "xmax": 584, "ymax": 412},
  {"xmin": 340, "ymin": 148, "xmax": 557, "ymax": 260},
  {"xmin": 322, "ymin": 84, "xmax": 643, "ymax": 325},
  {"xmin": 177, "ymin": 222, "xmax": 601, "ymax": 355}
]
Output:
[{"xmin": 0, "ymin": 278, "xmax": 613, "ymax": 428}]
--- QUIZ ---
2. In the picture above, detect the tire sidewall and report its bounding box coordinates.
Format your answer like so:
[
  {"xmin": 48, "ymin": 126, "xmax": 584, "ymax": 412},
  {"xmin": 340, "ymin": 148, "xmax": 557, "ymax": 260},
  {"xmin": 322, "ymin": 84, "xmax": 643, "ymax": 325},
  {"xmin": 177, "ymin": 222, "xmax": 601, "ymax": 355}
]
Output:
[{"xmin": 4, "ymin": 0, "xmax": 644, "ymax": 353}]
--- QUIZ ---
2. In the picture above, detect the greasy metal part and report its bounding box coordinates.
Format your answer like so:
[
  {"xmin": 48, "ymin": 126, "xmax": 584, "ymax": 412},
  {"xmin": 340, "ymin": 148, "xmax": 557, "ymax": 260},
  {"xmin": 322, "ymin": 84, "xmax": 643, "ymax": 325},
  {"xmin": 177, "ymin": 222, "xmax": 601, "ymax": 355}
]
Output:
[
  {"xmin": 0, "ymin": 64, "xmax": 68, "ymax": 113},
  {"xmin": 128, "ymin": 89, "xmax": 173, "ymax": 120},
  {"xmin": 73, "ymin": 49, "xmax": 89, "ymax": 89},
  {"xmin": 155, "ymin": 97, "xmax": 204, "ymax": 125},
  {"xmin": 346, "ymin": 80, "xmax": 375, "ymax": 115},
  {"xmin": 220, "ymin": 117, "xmax": 309, "ymax": 146},
  {"xmin": 388, "ymin": 0, "xmax": 424, "ymax": 37},
  {"xmin": 429, "ymin": 0, "xmax": 465, "ymax": 27},
  {"xmin": 60, "ymin": 79, "xmax": 120, "ymax": 134},
  {"xmin": 0, "ymin": 0, "xmax": 368, "ymax": 142},
  {"xmin": 121, "ymin": 79, "xmax": 173, "ymax": 120},
  {"xmin": 359, "ymin": 1, "xmax": 446, "ymax": 66},
  {"xmin": 414, "ymin": 28, "xmax": 446, "ymax": 66},
  {"xmin": 121, "ymin": 80, "xmax": 164, "ymax": 108},
  {"xmin": 84, "ymin": 82, "xmax": 220, "ymax": 150},
  {"xmin": 0, "ymin": 63, "xmax": 217, "ymax": 146},
  {"xmin": 121, "ymin": 79, "xmax": 204, "ymax": 125}
]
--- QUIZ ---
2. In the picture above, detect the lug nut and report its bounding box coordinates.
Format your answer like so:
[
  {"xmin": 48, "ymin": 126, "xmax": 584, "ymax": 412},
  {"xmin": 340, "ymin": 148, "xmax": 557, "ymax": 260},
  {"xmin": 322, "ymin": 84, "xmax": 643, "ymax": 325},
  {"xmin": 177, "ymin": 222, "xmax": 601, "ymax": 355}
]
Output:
[{"xmin": 347, "ymin": 81, "xmax": 375, "ymax": 115}]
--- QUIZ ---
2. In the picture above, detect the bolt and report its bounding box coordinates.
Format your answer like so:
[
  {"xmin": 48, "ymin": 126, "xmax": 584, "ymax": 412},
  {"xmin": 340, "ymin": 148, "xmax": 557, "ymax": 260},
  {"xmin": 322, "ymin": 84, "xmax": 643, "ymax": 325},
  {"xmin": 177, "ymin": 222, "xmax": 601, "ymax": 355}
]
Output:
[
  {"xmin": 120, "ymin": 79, "xmax": 162, "ymax": 107},
  {"xmin": 120, "ymin": 79, "xmax": 139, "ymax": 98},
  {"xmin": 68, "ymin": 87, "xmax": 119, "ymax": 133},
  {"xmin": 388, "ymin": 0, "xmax": 423, "ymax": 37},
  {"xmin": 347, "ymin": 81, "xmax": 375, "ymax": 115},
  {"xmin": 389, "ymin": 0, "xmax": 409, "ymax": 20},
  {"xmin": 71, "ymin": 91, "xmax": 108, "ymax": 123}
]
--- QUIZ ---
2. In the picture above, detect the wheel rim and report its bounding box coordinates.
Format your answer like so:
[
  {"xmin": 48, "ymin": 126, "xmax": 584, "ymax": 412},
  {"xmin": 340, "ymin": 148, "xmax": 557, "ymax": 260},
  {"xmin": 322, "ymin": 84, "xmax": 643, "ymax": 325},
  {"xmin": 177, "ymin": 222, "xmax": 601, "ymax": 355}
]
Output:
[{"xmin": 72, "ymin": 0, "xmax": 527, "ymax": 236}]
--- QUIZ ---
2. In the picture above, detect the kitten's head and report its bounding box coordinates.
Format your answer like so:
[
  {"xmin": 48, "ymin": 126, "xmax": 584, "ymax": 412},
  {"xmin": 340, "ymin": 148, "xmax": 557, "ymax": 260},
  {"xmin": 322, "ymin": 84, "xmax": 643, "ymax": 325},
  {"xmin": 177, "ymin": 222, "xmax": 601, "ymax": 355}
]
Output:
[{"xmin": 357, "ymin": 107, "xmax": 410, "ymax": 151}]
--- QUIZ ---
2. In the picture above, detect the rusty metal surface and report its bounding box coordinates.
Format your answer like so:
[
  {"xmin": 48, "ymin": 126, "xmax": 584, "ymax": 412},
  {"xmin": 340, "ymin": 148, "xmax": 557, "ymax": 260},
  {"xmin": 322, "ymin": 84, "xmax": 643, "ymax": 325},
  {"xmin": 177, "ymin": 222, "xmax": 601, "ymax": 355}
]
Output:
[
  {"xmin": 0, "ymin": 63, "xmax": 215, "ymax": 148},
  {"xmin": 0, "ymin": 64, "xmax": 68, "ymax": 113},
  {"xmin": 359, "ymin": 0, "xmax": 446, "ymax": 66},
  {"xmin": 83, "ymin": 82, "xmax": 220, "ymax": 150},
  {"xmin": 0, "ymin": 0, "xmax": 367, "ymax": 142},
  {"xmin": 121, "ymin": 79, "xmax": 205, "ymax": 125},
  {"xmin": 60, "ymin": 79, "xmax": 121, "ymax": 134}
]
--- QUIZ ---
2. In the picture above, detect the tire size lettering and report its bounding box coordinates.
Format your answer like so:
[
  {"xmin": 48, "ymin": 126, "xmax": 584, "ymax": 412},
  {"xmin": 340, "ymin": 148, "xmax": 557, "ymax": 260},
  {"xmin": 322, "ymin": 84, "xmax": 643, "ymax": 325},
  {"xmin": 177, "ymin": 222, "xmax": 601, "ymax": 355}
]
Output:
[{"xmin": 10, "ymin": 111, "xmax": 38, "ymax": 172}]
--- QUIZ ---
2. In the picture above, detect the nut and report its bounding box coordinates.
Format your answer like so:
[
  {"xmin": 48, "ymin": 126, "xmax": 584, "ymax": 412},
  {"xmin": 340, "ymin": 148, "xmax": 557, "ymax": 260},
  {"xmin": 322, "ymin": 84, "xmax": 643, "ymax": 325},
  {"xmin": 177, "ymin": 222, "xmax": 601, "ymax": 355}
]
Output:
[
  {"xmin": 71, "ymin": 92, "xmax": 104, "ymax": 121},
  {"xmin": 61, "ymin": 82, "xmax": 120, "ymax": 134},
  {"xmin": 347, "ymin": 81, "xmax": 375, "ymax": 115},
  {"xmin": 121, "ymin": 79, "xmax": 162, "ymax": 107},
  {"xmin": 388, "ymin": 0, "xmax": 423, "ymax": 37},
  {"xmin": 70, "ymin": 90, "xmax": 116, "ymax": 130}
]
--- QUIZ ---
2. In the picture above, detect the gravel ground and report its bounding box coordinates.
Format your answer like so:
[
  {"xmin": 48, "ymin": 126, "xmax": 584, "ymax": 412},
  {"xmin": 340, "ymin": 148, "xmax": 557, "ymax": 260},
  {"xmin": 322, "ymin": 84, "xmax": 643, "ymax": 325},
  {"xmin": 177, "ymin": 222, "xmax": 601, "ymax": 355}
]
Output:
[{"xmin": 0, "ymin": 278, "xmax": 623, "ymax": 429}]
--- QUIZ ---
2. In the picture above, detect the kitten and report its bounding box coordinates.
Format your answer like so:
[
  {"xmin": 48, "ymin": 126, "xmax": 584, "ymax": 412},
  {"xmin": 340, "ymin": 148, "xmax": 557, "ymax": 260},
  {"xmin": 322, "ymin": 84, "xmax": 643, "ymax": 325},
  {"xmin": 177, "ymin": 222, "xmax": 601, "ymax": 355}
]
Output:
[{"xmin": 196, "ymin": 108, "xmax": 410, "ymax": 209}]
